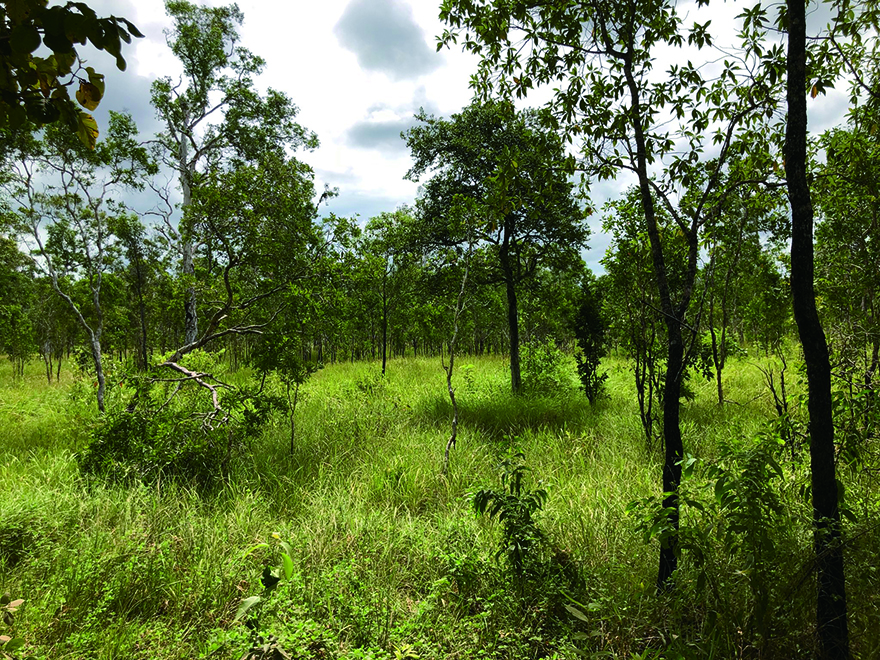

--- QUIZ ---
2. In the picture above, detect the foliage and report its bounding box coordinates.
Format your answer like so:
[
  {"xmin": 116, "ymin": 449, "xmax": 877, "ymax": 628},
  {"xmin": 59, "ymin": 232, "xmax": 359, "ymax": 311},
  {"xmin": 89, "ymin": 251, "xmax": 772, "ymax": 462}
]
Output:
[
  {"xmin": 405, "ymin": 99, "xmax": 588, "ymax": 393},
  {"xmin": 472, "ymin": 449, "xmax": 548, "ymax": 581},
  {"xmin": 520, "ymin": 340, "xmax": 576, "ymax": 396},
  {"xmin": 572, "ymin": 274, "xmax": 607, "ymax": 403},
  {"xmin": 78, "ymin": 354, "xmax": 286, "ymax": 488},
  {"xmin": 0, "ymin": 593, "xmax": 25, "ymax": 659},
  {"xmin": 0, "ymin": 0, "xmax": 143, "ymax": 147}
]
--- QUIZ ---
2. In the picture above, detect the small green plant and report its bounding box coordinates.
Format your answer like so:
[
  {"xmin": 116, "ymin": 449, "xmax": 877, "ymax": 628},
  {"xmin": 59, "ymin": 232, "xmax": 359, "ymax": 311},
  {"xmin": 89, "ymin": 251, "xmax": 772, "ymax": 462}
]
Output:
[
  {"xmin": 226, "ymin": 533, "xmax": 296, "ymax": 660},
  {"xmin": 0, "ymin": 593, "xmax": 25, "ymax": 659},
  {"xmin": 521, "ymin": 341, "xmax": 574, "ymax": 395},
  {"xmin": 473, "ymin": 449, "xmax": 548, "ymax": 581},
  {"xmin": 460, "ymin": 363, "xmax": 476, "ymax": 391}
]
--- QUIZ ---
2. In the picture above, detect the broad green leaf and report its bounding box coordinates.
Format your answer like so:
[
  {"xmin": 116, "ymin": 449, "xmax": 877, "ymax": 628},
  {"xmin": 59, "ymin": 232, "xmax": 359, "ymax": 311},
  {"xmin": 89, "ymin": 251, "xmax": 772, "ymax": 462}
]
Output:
[
  {"xmin": 281, "ymin": 552, "xmax": 293, "ymax": 580},
  {"xmin": 564, "ymin": 603, "xmax": 590, "ymax": 622},
  {"xmin": 233, "ymin": 595, "xmax": 261, "ymax": 622},
  {"xmin": 4, "ymin": 637, "xmax": 25, "ymax": 652},
  {"xmin": 85, "ymin": 66, "xmax": 106, "ymax": 96},
  {"xmin": 10, "ymin": 24, "xmax": 41, "ymax": 53}
]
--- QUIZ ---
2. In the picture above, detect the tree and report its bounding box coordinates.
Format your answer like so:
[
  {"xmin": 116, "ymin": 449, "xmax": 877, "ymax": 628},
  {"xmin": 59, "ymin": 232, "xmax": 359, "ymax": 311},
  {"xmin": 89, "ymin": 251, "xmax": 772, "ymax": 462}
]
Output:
[
  {"xmin": 405, "ymin": 100, "xmax": 588, "ymax": 393},
  {"xmin": 151, "ymin": 0, "xmax": 317, "ymax": 346},
  {"xmin": 785, "ymin": 0, "xmax": 850, "ymax": 655},
  {"xmin": 0, "ymin": 0, "xmax": 143, "ymax": 147},
  {"xmin": 572, "ymin": 271, "xmax": 607, "ymax": 404},
  {"xmin": 3, "ymin": 112, "xmax": 155, "ymax": 411},
  {"xmin": 0, "ymin": 233, "xmax": 34, "ymax": 376},
  {"xmin": 361, "ymin": 210, "xmax": 418, "ymax": 375},
  {"xmin": 439, "ymin": 0, "xmax": 783, "ymax": 589}
]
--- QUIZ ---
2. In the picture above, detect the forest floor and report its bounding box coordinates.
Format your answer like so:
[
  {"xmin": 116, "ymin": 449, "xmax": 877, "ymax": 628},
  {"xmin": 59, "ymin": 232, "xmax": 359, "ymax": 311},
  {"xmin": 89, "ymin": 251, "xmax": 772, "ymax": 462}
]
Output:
[{"xmin": 1, "ymin": 353, "xmax": 879, "ymax": 659}]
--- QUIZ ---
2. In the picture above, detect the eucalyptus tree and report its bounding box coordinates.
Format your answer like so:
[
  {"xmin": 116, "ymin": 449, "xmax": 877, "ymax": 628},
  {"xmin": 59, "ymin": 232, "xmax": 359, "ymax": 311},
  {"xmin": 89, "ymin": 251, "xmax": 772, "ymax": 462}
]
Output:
[
  {"xmin": 439, "ymin": 0, "xmax": 784, "ymax": 588},
  {"xmin": 164, "ymin": 149, "xmax": 321, "ymax": 366},
  {"xmin": 2, "ymin": 113, "xmax": 155, "ymax": 411},
  {"xmin": 405, "ymin": 100, "xmax": 588, "ymax": 393},
  {"xmin": 151, "ymin": 0, "xmax": 317, "ymax": 345}
]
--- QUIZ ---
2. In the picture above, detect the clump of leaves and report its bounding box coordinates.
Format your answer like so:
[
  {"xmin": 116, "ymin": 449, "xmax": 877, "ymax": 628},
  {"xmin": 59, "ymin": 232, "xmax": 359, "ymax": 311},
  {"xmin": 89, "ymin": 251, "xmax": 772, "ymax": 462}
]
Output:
[
  {"xmin": 473, "ymin": 449, "xmax": 548, "ymax": 581},
  {"xmin": 521, "ymin": 341, "xmax": 575, "ymax": 395},
  {"xmin": 0, "ymin": 593, "xmax": 25, "ymax": 659},
  {"xmin": 572, "ymin": 275, "xmax": 608, "ymax": 403}
]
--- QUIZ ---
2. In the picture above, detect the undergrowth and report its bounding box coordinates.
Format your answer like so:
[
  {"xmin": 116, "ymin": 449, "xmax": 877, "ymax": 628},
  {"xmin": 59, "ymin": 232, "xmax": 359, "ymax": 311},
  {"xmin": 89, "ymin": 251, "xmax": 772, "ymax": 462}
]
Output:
[{"xmin": 0, "ymin": 355, "xmax": 878, "ymax": 659}]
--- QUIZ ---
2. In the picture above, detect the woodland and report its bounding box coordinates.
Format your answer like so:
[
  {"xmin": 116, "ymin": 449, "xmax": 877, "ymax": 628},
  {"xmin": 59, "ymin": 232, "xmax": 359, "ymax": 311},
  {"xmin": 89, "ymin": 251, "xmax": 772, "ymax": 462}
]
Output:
[{"xmin": 1, "ymin": 0, "xmax": 880, "ymax": 659}]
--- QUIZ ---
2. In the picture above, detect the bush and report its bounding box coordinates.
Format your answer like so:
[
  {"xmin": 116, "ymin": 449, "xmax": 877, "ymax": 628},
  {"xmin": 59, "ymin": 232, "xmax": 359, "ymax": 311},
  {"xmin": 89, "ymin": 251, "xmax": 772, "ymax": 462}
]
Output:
[
  {"xmin": 521, "ymin": 341, "xmax": 576, "ymax": 395},
  {"xmin": 572, "ymin": 275, "xmax": 608, "ymax": 403},
  {"xmin": 78, "ymin": 409, "xmax": 226, "ymax": 488}
]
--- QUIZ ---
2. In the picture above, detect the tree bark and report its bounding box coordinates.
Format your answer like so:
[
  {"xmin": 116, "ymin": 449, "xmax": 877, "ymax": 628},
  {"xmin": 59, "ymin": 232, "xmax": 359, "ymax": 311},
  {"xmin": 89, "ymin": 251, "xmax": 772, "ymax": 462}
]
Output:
[
  {"xmin": 785, "ymin": 1, "xmax": 850, "ymax": 657},
  {"xmin": 178, "ymin": 116, "xmax": 199, "ymax": 347},
  {"xmin": 500, "ymin": 238, "xmax": 522, "ymax": 394}
]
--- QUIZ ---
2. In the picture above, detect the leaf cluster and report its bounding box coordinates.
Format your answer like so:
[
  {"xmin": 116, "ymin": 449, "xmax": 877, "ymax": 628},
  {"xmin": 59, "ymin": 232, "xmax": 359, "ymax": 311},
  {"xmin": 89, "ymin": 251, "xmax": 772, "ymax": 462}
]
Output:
[{"xmin": 0, "ymin": 0, "xmax": 143, "ymax": 147}]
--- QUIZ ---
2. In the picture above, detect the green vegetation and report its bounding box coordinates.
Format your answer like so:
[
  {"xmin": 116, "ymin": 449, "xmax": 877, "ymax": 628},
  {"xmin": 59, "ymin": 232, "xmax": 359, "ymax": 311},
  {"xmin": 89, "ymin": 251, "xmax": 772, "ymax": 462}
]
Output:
[{"xmin": 2, "ymin": 353, "xmax": 879, "ymax": 659}]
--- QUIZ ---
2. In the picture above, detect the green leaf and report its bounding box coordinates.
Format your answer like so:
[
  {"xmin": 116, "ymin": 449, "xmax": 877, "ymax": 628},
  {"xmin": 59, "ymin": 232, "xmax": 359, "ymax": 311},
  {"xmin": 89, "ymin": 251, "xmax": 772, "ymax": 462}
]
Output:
[
  {"xmin": 241, "ymin": 542, "xmax": 269, "ymax": 559},
  {"xmin": 281, "ymin": 553, "xmax": 293, "ymax": 580},
  {"xmin": 10, "ymin": 23, "xmax": 41, "ymax": 53},
  {"xmin": 564, "ymin": 603, "xmax": 590, "ymax": 622},
  {"xmin": 4, "ymin": 637, "xmax": 25, "ymax": 652},
  {"xmin": 233, "ymin": 595, "xmax": 261, "ymax": 622},
  {"xmin": 85, "ymin": 66, "xmax": 106, "ymax": 96}
]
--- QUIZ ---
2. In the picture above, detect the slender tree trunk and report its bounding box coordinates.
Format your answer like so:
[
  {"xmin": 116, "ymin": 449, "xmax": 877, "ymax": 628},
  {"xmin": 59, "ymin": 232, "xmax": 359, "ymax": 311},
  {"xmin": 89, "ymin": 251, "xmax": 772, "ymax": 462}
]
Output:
[
  {"xmin": 500, "ymin": 243, "xmax": 522, "ymax": 394},
  {"xmin": 382, "ymin": 283, "xmax": 388, "ymax": 376},
  {"xmin": 90, "ymin": 335, "xmax": 106, "ymax": 413},
  {"xmin": 179, "ymin": 124, "xmax": 198, "ymax": 347},
  {"xmin": 621, "ymin": 51, "xmax": 701, "ymax": 590},
  {"xmin": 785, "ymin": 2, "xmax": 850, "ymax": 656}
]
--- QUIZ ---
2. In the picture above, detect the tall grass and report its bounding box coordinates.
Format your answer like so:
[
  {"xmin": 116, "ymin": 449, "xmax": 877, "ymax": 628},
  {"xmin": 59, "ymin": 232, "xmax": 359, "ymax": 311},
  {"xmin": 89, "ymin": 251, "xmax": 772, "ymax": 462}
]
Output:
[{"xmin": 1, "ymin": 354, "xmax": 878, "ymax": 659}]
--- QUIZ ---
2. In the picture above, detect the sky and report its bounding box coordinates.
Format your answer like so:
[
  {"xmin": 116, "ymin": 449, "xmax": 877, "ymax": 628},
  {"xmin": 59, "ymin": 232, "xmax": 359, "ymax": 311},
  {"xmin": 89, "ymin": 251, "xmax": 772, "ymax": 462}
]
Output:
[{"xmin": 80, "ymin": 0, "xmax": 854, "ymax": 274}]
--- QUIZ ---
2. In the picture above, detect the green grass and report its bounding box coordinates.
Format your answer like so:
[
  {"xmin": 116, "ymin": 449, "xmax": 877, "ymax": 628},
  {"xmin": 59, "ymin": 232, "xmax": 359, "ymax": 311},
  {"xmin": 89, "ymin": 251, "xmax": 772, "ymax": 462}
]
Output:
[{"xmin": 1, "ymin": 354, "xmax": 879, "ymax": 659}]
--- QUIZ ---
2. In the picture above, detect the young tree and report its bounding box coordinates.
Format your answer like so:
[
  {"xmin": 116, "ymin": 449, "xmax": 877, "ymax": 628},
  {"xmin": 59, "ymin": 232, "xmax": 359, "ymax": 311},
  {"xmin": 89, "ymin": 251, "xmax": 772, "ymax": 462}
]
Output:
[
  {"xmin": 151, "ymin": 0, "xmax": 317, "ymax": 346},
  {"xmin": 0, "ymin": 234, "xmax": 34, "ymax": 377},
  {"xmin": 361, "ymin": 210, "xmax": 418, "ymax": 375},
  {"xmin": 439, "ymin": 0, "xmax": 782, "ymax": 588},
  {"xmin": 785, "ymin": 0, "xmax": 850, "ymax": 654},
  {"xmin": 405, "ymin": 100, "xmax": 588, "ymax": 393}
]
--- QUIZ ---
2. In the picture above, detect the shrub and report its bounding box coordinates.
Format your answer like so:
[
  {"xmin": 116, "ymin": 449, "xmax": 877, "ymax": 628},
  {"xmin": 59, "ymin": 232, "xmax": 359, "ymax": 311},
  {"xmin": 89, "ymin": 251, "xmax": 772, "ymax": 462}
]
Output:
[{"xmin": 521, "ymin": 341, "xmax": 576, "ymax": 395}]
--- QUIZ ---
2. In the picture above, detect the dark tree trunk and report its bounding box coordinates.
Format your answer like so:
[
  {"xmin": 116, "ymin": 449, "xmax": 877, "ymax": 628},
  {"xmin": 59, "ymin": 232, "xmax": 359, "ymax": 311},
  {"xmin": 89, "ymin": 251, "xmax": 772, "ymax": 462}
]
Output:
[
  {"xmin": 785, "ymin": 1, "xmax": 850, "ymax": 657},
  {"xmin": 500, "ymin": 241, "xmax": 522, "ymax": 394},
  {"xmin": 622, "ymin": 54, "xmax": 690, "ymax": 590},
  {"xmin": 382, "ymin": 277, "xmax": 388, "ymax": 376}
]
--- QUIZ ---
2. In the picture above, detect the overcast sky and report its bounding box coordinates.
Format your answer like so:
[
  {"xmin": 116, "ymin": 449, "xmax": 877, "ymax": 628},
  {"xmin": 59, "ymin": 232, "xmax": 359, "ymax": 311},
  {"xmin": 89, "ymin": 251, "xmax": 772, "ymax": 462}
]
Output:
[{"xmin": 82, "ymin": 0, "xmax": 853, "ymax": 273}]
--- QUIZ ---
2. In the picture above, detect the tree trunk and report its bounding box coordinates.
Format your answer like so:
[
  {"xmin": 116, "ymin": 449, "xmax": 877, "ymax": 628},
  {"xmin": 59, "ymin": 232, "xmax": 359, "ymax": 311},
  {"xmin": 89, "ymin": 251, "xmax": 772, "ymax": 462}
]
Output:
[
  {"xmin": 621, "ymin": 54, "xmax": 688, "ymax": 589},
  {"xmin": 179, "ymin": 125, "xmax": 198, "ymax": 347},
  {"xmin": 382, "ymin": 282, "xmax": 388, "ymax": 376},
  {"xmin": 500, "ymin": 244, "xmax": 522, "ymax": 394},
  {"xmin": 90, "ymin": 335, "xmax": 106, "ymax": 413},
  {"xmin": 785, "ymin": 1, "xmax": 850, "ymax": 656}
]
